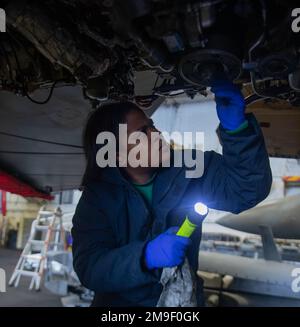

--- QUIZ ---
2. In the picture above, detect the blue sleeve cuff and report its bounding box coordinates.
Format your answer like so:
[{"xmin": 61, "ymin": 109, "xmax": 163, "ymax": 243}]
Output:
[{"xmin": 225, "ymin": 120, "xmax": 249, "ymax": 135}]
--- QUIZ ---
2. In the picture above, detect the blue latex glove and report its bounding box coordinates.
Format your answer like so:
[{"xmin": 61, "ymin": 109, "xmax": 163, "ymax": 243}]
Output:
[
  {"xmin": 144, "ymin": 226, "xmax": 191, "ymax": 270},
  {"xmin": 211, "ymin": 81, "xmax": 246, "ymax": 131}
]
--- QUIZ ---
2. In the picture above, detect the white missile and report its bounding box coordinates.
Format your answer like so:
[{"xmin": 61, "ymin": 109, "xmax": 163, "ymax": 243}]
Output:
[{"xmin": 218, "ymin": 195, "xmax": 300, "ymax": 240}]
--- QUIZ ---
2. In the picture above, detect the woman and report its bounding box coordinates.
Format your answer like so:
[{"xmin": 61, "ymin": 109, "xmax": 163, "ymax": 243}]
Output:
[{"xmin": 72, "ymin": 82, "xmax": 272, "ymax": 306}]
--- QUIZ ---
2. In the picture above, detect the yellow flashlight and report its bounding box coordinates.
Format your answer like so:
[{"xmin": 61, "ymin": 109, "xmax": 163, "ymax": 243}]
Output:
[{"xmin": 176, "ymin": 202, "xmax": 209, "ymax": 238}]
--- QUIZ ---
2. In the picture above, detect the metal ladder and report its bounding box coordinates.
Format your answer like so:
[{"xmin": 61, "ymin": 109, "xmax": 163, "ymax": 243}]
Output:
[{"xmin": 9, "ymin": 206, "xmax": 65, "ymax": 291}]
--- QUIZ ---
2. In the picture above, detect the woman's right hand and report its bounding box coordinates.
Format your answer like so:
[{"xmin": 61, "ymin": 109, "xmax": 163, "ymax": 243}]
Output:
[{"xmin": 144, "ymin": 226, "xmax": 192, "ymax": 270}]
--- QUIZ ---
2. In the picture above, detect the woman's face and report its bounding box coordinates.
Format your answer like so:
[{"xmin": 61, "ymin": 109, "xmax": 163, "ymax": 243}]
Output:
[{"xmin": 118, "ymin": 109, "xmax": 170, "ymax": 168}]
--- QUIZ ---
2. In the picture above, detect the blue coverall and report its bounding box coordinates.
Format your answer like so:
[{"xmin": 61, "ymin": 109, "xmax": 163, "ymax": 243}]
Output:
[{"xmin": 72, "ymin": 113, "xmax": 272, "ymax": 306}]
